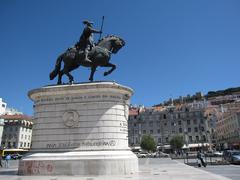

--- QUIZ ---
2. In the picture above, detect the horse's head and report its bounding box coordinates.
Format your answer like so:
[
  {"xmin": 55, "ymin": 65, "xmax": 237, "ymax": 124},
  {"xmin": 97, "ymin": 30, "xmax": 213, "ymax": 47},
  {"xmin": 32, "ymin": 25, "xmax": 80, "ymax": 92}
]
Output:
[{"xmin": 97, "ymin": 35, "xmax": 125, "ymax": 54}]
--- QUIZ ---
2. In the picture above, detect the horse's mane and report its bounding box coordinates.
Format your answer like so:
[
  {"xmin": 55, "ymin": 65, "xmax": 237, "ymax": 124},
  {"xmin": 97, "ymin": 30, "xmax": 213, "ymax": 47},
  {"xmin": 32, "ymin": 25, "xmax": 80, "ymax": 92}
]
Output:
[{"xmin": 97, "ymin": 35, "xmax": 125, "ymax": 46}]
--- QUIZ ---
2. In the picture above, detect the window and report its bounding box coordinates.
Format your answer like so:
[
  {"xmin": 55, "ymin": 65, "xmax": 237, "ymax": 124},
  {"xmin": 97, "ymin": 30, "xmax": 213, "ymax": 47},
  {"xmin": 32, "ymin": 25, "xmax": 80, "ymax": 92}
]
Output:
[
  {"xmin": 203, "ymin": 135, "xmax": 206, "ymax": 142},
  {"xmin": 193, "ymin": 119, "xmax": 197, "ymax": 124},
  {"xmin": 196, "ymin": 136, "xmax": 199, "ymax": 142},
  {"xmin": 158, "ymin": 138, "xmax": 161, "ymax": 143},
  {"xmin": 150, "ymin": 130, "xmax": 153, "ymax": 134},
  {"xmin": 178, "ymin": 113, "xmax": 181, "ymax": 118},
  {"xmin": 149, "ymin": 121, "xmax": 153, "ymax": 127},
  {"xmin": 165, "ymin": 137, "xmax": 169, "ymax": 143},
  {"xmin": 194, "ymin": 127, "xmax": 198, "ymax": 132},
  {"xmin": 163, "ymin": 114, "xmax": 166, "ymax": 119},
  {"xmin": 179, "ymin": 128, "xmax": 182, "ymax": 133},
  {"xmin": 178, "ymin": 121, "xmax": 181, "ymax": 125},
  {"xmin": 189, "ymin": 136, "xmax": 192, "ymax": 143},
  {"xmin": 143, "ymin": 130, "xmax": 146, "ymax": 134},
  {"xmin": 2, "ymin": 104, "xmax": 5, "ymax": 107},
  {"xmin": 188, "ymin": 128, "xmax": 191, "ymax": 132},
  {"xmin": 187, "ymin": 120, "xmax": 190, "ymax": 125},
  {"xmin": 157, "ymin": 129, "xmax": 160, "ymax": 134}
]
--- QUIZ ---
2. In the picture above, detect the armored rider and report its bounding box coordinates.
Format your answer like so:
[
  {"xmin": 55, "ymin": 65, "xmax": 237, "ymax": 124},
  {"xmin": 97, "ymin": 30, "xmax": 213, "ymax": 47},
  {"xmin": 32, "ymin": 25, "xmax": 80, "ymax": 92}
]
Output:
[{"xmin": 75, "ymin": 20, "xmax": 102, "ymax": 63}]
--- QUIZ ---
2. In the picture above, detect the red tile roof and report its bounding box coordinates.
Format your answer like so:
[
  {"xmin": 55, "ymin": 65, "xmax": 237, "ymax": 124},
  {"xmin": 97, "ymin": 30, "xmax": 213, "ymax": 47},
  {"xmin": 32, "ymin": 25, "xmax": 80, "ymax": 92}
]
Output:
[
  {"xmin": 129, "ymin": 109, "xmax": 139, "ymax": 116},
  {"xmin": 0, "ymin": 114, "xmax": 32, "ymax": 120}
]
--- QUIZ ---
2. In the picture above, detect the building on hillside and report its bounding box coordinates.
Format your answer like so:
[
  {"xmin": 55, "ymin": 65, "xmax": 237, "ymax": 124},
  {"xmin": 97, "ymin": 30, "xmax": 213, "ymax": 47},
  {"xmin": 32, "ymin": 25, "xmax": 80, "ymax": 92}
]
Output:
[
  {"xmin": 162, "ymin": 92, "xmax": 204, "ymax": 106},
  {"xmin": 206, "ymin": 87, "xmax": 240, "ymax": 106},
  {"xmin": 128, "ymin": 100, "xmax": 212, "ymax": 152},
  {"xmin": 0, "ymin": 114, "xmax": 33, "ymax": 149}
]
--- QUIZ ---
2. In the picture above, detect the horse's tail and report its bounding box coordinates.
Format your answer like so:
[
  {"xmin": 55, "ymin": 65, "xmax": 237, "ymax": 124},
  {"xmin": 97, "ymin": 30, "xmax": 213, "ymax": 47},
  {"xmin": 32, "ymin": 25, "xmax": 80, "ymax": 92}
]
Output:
[{"xmin": 49, "ymin": 54, "xmax": 64, "ymax": 80}]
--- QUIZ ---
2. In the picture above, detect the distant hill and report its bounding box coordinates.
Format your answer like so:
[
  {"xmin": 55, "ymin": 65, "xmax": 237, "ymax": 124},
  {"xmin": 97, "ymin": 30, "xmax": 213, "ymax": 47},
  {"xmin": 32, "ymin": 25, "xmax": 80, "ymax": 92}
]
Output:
[
  {"xmin": 153, "ymin": 86, "xmax": 240, "ymax": 107},
  {"xmin": 206, "ymin": 87, "xmax": 240, "ymax": 98}
]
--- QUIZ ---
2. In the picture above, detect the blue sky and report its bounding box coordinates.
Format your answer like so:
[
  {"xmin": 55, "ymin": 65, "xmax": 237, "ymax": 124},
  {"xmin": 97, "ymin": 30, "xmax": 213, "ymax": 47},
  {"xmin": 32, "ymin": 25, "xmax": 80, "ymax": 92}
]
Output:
[{"xmin": 1, "ymin": 0, "xmax": 240, "ymax": 115}]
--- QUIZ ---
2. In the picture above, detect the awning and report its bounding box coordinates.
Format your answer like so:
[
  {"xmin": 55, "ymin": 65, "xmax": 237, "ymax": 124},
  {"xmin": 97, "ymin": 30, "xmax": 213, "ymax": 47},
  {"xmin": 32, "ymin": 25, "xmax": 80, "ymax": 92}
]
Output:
[{"xmin": 182, "ymin": 143, "xmax": 210, "ymax": 149}]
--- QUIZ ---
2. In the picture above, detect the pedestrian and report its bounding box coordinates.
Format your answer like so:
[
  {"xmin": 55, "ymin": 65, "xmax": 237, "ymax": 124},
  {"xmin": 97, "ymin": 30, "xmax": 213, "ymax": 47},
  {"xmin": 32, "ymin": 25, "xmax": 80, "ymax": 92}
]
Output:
[
  {"xmin": 0, "ymin": 154, "xmax": 3, "ymax": 167},
  {"xmin": 197, "ymin": 150, "xmax": 206, "ymax": 167},
  {"xmin": 5, "ymin": 154, "xmax": 11, "ymax": 168}
]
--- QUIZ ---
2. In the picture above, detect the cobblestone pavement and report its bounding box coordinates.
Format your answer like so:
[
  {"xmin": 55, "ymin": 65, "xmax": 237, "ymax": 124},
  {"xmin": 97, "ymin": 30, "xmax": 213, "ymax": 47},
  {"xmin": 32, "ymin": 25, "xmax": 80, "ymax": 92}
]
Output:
[{"xmin": 0, "ymin": 158, "xmax": 231, "ymax": 180}]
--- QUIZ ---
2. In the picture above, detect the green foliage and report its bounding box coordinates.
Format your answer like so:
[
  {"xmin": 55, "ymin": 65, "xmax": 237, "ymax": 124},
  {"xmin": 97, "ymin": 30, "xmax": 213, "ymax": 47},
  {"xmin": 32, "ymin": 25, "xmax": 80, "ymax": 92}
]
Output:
[
  {"xmin": 170, "ymin": 135, "xmax": 184, "ymax": 150},
  {"xmin": 140, "ymin": 134, "xmax": 156, "ymax": 152}
]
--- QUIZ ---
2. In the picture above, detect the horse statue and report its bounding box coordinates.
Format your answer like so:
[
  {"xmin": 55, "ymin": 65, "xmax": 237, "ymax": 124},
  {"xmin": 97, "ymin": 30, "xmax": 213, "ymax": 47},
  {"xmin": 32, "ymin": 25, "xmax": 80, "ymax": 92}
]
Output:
[{"xmin": 49, "ymin": 35, "xmax": 125, "ymax": 84}]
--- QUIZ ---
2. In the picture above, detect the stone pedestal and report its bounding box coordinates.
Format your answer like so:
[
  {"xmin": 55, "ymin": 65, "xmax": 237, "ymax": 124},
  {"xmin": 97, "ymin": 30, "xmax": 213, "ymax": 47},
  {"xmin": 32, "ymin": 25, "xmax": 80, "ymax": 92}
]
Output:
[{"xmin": 18, "ymin": 82, "xmax": 138, "ymax": 175}]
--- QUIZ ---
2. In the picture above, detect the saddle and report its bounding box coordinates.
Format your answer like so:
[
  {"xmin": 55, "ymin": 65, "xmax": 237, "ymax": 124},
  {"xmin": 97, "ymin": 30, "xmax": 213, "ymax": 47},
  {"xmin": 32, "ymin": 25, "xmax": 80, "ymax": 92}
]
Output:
[{"xmin": 66, "ymin": 47, "xmax": 84, "ymax": 59}]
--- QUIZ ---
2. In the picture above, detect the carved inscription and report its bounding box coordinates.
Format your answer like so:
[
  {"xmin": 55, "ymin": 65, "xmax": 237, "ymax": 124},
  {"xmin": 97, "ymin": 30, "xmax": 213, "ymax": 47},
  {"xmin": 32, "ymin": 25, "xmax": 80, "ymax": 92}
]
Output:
[
  {"xmin": 46, "ymin": 140, "xmax": 116, "ymax": 149},
  {"xmin": 35, "ymin": 94, "xmax": 124, "ymax": 104}
]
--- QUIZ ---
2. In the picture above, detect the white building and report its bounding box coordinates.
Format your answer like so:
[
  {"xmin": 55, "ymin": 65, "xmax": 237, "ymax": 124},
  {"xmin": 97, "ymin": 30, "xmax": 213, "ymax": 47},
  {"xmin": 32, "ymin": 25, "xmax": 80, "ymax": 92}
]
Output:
[
  {"xmin": 0, "ymin": 114, "xmax": 33, "ymax": 149},
  {"xmin": 0, "ymin": 98, "xmax": 7, "ymax": 146},
  {"xmin": 0, "ymin": 98, "xmax": 7, "ymax": 115}
]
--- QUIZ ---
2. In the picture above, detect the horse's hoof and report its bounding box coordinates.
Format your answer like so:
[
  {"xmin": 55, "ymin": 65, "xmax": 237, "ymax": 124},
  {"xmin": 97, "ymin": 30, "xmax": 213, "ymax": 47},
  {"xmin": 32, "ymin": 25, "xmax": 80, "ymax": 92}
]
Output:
[{"xmin": 89, "ymin": 78, "xmax": 93, "ymax": 82}]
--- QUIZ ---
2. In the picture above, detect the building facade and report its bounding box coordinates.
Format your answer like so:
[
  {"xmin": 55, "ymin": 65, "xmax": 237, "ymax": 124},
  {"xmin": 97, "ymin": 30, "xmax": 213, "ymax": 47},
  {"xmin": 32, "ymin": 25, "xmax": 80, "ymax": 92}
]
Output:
[
  {"xmin": 128, "ymin": 101, "xmax": 211, "ymax": 151},
  {"xmin": 0, "ymin": 114, "xmax": 33, "ymax": 149},
  {"xmin": 215, "ymin": 102, "xmax": 240, "ymax": 150}
]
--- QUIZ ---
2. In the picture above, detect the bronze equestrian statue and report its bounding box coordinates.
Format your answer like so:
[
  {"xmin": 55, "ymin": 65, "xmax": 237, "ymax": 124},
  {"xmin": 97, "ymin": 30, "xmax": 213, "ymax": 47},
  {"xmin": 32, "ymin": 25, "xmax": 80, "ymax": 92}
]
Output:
[
  {"xmin": 49, "ymin": 19, "xmax": 125, "ymax": 84},
  {"xmin": 49, "ymin": 35, "xmax": 125, "ymax": 84}
]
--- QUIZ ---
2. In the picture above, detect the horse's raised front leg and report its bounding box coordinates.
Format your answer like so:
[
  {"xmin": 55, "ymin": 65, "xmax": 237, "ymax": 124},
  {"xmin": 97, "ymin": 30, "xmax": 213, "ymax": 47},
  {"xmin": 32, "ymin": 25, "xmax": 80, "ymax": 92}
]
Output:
[
  {"xmin": 89, "ymin": 66, "xmax": 97, "ymax": 82},
  {"xmin": 103, "ymin": 63, "xmax": 116, "ymax": 76}
]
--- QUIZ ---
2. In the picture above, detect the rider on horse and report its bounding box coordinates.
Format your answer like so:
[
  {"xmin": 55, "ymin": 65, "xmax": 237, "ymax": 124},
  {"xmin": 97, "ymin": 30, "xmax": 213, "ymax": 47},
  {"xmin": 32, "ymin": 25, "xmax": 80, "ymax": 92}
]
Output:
[{"xmin": 75, "ymin": 20, "xmax": 102, "ymax": 63}]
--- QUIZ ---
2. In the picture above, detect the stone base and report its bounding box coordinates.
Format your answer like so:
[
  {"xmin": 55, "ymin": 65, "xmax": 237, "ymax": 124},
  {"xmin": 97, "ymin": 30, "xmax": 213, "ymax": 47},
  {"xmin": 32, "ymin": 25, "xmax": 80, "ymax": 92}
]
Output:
[{"xmin": 18, "ymin": 150, "xmax": 138, "ymax": 176}]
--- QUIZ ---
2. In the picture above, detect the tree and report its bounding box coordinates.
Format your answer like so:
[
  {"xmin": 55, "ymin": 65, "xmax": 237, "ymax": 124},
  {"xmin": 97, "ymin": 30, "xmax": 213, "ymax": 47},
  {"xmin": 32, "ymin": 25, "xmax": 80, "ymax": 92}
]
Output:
[
  {"xmin": 170, "ymin": 135, "xmax": 184, "ymax": 151},
  {"xmin": 140, "ymin": 134, "xmax": 156, "ymax": 152}
]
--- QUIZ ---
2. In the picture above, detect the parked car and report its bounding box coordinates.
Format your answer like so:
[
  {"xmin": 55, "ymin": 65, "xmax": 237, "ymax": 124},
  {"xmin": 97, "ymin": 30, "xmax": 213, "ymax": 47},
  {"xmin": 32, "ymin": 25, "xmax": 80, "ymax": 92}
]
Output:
[
  {"xmin": 136, "ymin": 152, "xmax": 149, "ymax": 158},
  {"xmin": 158, "ymin": 152, "xmax": 170, "ymax": 158},
  {"xmin": 228, "ymin": 151, "xmax": 240, "ymax": 164},
  {"xmin": 213, "ymin": 151, "xmax": 223, "ymax": 157},
  {"xmin": 223, "ymin": 150, "xmax": 234, "ymax": 161}
]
